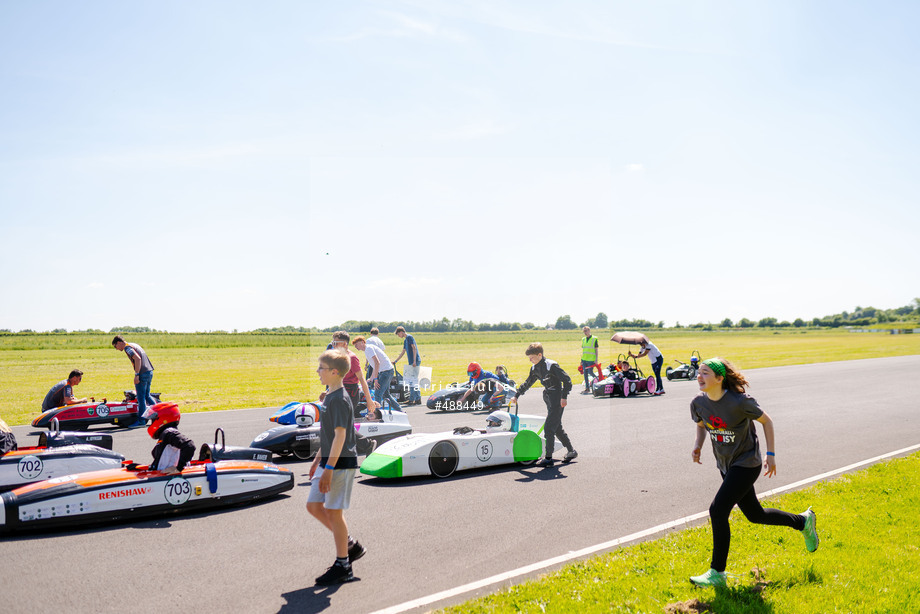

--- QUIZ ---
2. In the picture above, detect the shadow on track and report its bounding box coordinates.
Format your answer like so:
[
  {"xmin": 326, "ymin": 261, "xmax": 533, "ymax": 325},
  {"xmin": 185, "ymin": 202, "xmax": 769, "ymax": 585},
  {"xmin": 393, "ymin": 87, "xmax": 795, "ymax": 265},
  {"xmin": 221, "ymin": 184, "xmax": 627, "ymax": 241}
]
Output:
[
  {"xmin": 277, "ymin": 581, "xmax": 355, "ymax": 614},
  {"xmin": 357, "ymin": 461, "xmax": 570, "ymax": 488}
]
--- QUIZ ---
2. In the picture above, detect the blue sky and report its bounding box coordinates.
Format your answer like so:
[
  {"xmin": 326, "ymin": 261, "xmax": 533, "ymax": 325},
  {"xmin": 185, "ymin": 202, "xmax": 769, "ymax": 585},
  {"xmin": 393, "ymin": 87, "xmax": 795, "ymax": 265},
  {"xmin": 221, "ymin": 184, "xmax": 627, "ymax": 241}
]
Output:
[{"xmin": 1, "ymin": 1, "xmax": 917, "ymax": 331}]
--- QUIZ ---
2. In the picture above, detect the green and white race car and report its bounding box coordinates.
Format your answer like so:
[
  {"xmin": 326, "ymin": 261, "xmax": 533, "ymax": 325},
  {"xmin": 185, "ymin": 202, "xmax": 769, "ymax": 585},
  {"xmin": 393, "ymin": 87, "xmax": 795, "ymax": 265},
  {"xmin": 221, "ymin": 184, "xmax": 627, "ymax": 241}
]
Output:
[{"xmin": 359, "ymin": 410, "xmax": 547, "ymax": 479}]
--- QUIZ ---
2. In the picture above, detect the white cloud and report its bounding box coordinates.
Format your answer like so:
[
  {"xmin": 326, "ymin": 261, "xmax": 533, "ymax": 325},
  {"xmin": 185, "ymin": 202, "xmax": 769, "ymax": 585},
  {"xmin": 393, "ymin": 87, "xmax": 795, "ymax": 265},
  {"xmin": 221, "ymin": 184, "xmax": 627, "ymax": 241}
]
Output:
[
  {"xmin": 625, "ymin": 164, "xmax": 645, "ymax": 173},
  {"xmin": 327, "ymin": 10, "xmax": 467, "ymax": 43},
  {"xmin": 86, "ymin": 281, "xmax": 104, "ymax": 289}
]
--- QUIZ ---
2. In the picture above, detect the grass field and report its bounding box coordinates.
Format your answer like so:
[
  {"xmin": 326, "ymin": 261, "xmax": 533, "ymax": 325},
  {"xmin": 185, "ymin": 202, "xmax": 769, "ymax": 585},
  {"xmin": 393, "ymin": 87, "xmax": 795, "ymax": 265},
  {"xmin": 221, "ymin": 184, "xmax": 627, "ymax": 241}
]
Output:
[
  {"xmin": 2, "ymin": 329, "xmax": 919, "ymax": 426},
  {"xmin": 439, "ymin": 451, "xmax": 920, "ymax": 614}
]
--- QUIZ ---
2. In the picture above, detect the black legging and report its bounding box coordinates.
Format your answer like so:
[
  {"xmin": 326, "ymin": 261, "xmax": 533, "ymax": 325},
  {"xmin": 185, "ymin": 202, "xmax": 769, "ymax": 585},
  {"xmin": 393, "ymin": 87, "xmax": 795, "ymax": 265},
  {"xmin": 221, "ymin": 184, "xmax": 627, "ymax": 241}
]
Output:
[
  {"xmin": 542, "ymin": 391, "xmax": 573, "ymax": 457},
  {"xmin": 651, "ymin": 355, "xmax": 664, "ymax": 392},
  {"xmin": 709, "ymin": 465, "xmax": 805, "ymax": 572}
]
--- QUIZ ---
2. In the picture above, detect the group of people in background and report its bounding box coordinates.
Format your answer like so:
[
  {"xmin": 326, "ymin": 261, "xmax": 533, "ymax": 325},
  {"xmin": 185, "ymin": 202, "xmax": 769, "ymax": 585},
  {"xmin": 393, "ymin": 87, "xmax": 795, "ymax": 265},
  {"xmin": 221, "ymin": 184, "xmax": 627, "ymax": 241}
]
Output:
[{"xmin": 332, "ymin": 326, "xmax": 423, "ymax": 415}]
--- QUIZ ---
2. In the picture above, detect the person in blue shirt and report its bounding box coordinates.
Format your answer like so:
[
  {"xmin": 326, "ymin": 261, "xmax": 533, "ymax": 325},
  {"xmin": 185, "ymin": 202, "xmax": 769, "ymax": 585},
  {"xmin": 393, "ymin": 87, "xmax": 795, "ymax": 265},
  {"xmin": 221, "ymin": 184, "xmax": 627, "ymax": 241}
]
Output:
[{"xmin": 393, "ymin": 326, "xmax": 422, "ymax": 405}]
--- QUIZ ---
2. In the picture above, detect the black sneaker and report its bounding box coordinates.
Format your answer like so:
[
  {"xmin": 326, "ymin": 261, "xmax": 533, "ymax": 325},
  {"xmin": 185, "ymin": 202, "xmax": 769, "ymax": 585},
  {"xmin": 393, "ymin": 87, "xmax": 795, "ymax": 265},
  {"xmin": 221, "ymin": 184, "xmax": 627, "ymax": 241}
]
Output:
[
  {"xmin": 563, "ymin": 449, "xmax": 578, "ymax": 463},
  {"xmin": 535, "ymin": 457, "xmax": 554, "ymax": 467},
  {"xmin": 315, "ymin": 561, "xmax": 354, "ymax": 586},
  {"xmin": 348, "ymin": 540, "xmax": 367, "ymax": 562}
]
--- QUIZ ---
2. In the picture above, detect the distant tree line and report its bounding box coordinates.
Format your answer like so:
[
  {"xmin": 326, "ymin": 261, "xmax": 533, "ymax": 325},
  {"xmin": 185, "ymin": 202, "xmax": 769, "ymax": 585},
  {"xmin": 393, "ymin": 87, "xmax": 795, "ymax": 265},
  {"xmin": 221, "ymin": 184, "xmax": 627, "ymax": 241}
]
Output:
[
  {"xmin": 4, "ymin": 299, "xmax": 918, "ymax": 334},
  {"xmin": 677, "ymin": 299, "xmax": 920, "ymax": 330}
]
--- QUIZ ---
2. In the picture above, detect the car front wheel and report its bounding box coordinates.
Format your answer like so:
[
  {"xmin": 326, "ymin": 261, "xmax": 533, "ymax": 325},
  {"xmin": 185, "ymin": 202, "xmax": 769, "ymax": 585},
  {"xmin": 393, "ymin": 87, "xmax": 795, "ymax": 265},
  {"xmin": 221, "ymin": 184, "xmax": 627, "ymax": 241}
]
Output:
[{"xmin": 429, "ymin": 441, "xmax": 459, "ymax": 478}]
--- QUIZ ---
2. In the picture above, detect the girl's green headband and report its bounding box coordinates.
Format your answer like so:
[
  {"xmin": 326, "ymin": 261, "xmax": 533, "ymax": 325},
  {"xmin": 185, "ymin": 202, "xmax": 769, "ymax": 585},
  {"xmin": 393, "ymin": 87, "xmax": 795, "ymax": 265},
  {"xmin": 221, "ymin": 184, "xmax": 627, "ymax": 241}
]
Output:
[{"xmin": 703, "ymin": 358, "xmax": 726, "ymax": 378}]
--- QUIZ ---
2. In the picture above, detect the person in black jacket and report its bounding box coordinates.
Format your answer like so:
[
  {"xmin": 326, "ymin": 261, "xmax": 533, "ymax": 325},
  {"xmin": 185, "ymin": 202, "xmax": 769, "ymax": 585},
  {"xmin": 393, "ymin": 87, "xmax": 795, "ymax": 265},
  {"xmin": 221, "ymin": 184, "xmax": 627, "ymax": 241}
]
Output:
[
  {"xmin": 514, "ymin": 342, "xmax": 578, "ymax": 467},
  {"xmin": 1, "ymin": 417, "xmax": 18, "ymax": 455},
  {"xmin": 146, "ymin": 402, "xmax": 195, "ymax": 474}
]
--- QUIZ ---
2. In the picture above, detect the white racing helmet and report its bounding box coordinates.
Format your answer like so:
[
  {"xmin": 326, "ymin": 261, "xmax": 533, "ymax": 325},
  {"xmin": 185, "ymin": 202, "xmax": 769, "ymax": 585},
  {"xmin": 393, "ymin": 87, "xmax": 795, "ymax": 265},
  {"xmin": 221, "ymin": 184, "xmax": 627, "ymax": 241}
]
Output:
[
  {"xmin": 485, "ymin": 410, "xmax": 513, "ymax": 433},
  {"xmin": 295, "ymin": 403, "xmax": 318, "ymax": 426}
]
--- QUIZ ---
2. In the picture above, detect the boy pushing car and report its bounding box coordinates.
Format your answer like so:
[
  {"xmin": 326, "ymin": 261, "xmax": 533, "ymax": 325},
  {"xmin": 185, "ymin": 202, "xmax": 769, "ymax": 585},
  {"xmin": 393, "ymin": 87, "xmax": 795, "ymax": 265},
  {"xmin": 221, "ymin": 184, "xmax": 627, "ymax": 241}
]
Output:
[{"xmin": 514, "ymin": 342, "xmax": 578, "ymax": 467}]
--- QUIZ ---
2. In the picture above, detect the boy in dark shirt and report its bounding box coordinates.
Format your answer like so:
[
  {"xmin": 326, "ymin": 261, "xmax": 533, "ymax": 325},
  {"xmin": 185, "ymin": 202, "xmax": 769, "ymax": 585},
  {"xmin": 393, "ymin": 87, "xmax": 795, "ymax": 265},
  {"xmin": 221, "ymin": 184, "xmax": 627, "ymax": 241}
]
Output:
[
  {"xmin": 146, "ymin": 402, "xmax": 195, "ymax": 474},
  {"xmin": 514, "ymin": 342, "xmax": 577, "ymax": 467},
  {"xmin": 308, "ymin": 349, "xmax": 365, "ymax": 586}
]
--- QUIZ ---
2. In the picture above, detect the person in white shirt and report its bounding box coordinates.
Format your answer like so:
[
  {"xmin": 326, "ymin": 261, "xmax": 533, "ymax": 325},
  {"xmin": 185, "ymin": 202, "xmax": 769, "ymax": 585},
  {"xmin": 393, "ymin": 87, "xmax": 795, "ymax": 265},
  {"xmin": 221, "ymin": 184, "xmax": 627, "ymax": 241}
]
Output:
[
  {"xmin": 354, "ymin": 336, "xmax": 401, "ymax": 411},
  {"xmin": 629, "ymin": 338, "xmax": 665, "ymax": 396},
  {"xmin": 364, "ymin": 327, "xmax": 386, "ymax": 379}
]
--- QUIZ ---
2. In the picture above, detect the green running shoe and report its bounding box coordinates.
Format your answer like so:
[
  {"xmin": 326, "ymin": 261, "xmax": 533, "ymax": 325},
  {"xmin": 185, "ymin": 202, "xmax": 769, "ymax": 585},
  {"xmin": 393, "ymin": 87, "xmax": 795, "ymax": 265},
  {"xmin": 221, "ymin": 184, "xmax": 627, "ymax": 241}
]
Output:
[
  {"xmin": 801, "ymin": 507, "xmax": 819, "ymax": 552},
  {"xmin": 689, "ymin": 568, "xmax": 727, "ymax": 588}
]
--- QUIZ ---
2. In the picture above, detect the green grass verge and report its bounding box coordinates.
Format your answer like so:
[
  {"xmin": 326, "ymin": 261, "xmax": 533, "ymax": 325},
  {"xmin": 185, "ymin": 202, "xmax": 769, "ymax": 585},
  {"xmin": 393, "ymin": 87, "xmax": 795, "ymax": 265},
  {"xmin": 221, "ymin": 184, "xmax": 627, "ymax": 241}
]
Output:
[
  {"xmin": 2, "ymin": 329, "xmax": 919, "ymax": 426},
  {"xmin": 439, "ymin": 452, "xmax": 920, "ymax": 614}
]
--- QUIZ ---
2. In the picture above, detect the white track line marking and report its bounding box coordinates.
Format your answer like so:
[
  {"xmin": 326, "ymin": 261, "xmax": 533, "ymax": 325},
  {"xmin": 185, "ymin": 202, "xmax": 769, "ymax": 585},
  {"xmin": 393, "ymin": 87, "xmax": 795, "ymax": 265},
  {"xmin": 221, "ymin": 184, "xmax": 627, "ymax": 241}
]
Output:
[{"xmin": 370, "ymin": 442, "xmax": 920, "ymax": 614}]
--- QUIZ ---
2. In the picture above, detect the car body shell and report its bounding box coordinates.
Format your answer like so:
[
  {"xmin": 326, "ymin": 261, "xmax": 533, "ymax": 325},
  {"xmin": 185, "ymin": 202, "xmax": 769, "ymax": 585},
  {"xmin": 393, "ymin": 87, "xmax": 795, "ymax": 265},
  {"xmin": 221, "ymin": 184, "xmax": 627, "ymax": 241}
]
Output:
[
  {"xmin": 359, "ymin": 413, "xmax": 547, "ymax": 479},
  {"xmin": 0, "ymin": 458, "xmax": 293, "ymax": 533},
  {"xmin": 1, "ymin": 444, "xmax": 126, "ymax": 492},
  {"xmin": 31, "ymin": 391, "xmax": 161, "ymax": 430},
  {"xmin": 269, "ymin": 401, "xmax": 323, "ymax": 425},
  {"xmin": 592, "ymin": 372, "xmax": 657, "ymax": 397},
  {"xmin": 251, "ymin": 409, "xmax": 412, "ymax": 460}
]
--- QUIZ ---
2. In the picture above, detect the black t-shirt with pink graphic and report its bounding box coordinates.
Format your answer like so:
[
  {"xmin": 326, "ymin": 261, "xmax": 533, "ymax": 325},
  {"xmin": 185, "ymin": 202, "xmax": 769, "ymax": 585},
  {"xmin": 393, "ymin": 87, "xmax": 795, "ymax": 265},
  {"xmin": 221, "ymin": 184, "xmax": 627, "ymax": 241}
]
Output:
[{"xmin": 690, "ymin": 391, "xmax": 764, "ymax": 473}]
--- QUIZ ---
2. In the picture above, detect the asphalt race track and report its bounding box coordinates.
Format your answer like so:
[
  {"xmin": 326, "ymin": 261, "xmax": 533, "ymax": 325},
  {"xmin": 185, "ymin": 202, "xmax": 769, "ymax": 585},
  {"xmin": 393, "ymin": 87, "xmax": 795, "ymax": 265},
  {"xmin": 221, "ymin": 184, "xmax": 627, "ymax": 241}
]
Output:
[{"xmin": 2, "ymin": 356, "xmax": 918, "ymax": 614}]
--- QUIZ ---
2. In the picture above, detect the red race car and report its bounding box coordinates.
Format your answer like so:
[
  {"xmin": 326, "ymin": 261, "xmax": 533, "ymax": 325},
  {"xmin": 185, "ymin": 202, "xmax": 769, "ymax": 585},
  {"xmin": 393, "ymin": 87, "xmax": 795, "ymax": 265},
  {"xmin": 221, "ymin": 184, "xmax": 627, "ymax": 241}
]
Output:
[{"xmin": 31, "ymin": 391, "xmax": 162, "ymax": 430}]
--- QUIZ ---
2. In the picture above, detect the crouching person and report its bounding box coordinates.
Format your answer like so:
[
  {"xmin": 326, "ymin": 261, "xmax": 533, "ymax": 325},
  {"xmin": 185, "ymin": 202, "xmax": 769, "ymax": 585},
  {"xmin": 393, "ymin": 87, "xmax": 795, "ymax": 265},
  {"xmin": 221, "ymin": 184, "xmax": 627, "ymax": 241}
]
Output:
[{"xmin": 147, "ymin": 402, "xmax": 195, "ymax": 474}]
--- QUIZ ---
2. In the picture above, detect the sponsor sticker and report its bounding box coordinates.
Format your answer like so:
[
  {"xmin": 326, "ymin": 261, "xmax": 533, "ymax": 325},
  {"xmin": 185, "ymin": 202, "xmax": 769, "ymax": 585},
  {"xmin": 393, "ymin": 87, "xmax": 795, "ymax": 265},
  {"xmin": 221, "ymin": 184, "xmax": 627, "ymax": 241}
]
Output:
[
  {"xmin": 99, "ymin": 486, "xmax": 152, "ymax": 500},
  {"xmin": 164, "ymin": 477, "xmax": 192, "ymax": 505},
  {"xmin": 17, "ymin": 455, "xmax": 44, "ymax": 479},
  {"xmin": 87, "ymin": 407, "xmax": 96, "ymax": 416}
]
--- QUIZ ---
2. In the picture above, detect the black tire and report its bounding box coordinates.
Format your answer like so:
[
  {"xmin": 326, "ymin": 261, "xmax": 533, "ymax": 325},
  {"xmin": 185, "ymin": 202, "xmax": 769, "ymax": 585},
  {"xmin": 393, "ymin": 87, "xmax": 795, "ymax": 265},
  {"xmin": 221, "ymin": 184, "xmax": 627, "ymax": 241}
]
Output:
[
  {"xmin": 429, "ymin": 441, "xmax": 458, "ymax": 478},
  {"xmin": 292, "ymin": 445, "xmax": 315, "ymax": 461},
  {"xmin": 688, "ymin": 368, "xmax": 697, "ymax": 380}
]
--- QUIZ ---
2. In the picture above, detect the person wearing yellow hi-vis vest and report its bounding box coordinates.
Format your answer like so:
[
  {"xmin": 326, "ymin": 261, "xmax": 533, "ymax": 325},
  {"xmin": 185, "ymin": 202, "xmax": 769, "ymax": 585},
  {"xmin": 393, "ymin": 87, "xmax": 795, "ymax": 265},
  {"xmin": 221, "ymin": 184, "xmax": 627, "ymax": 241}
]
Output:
[{"xmin": 580, "ymin": 326, "xmax": 600, "ymax": 393}]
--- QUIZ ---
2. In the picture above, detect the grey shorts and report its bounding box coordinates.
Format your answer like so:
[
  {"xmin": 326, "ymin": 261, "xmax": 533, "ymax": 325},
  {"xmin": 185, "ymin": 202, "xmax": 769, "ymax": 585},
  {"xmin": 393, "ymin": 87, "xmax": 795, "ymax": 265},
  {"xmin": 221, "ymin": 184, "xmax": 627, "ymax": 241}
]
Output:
[{"xmin": 307, "ymin": 467, "xmax": 356, "ymax": 510}]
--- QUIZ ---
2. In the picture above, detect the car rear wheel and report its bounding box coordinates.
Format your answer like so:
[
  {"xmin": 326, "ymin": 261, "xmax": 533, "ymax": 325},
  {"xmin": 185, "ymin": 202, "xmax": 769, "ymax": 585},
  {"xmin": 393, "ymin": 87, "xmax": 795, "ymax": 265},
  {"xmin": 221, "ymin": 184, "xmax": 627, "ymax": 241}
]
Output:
[
  {"xmin": 292, "ymin": 445, "xmax": 315, "ymax": 460},
  {"xmin": 666, "ymin": 366, "xmax": 674, "ymax": 381},
  {"xmin": 429, "ymin": 441, "xmax": 458, "ymax": 478},
  {"xmin": 687, "ymin": 367, "xmax": 697, "ymax": 380},
  {"xmin": 646, "ymin": 376, "xmax": 657, "ymax": 394}
]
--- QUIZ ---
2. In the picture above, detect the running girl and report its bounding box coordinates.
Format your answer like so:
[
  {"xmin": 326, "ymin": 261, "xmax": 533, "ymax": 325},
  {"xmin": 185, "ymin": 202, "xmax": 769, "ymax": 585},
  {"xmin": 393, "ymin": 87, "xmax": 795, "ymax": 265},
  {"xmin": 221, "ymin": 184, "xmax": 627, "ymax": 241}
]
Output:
[{"xmin": 689, "ymin": 357, "xmax": 819, "ymax": 587}]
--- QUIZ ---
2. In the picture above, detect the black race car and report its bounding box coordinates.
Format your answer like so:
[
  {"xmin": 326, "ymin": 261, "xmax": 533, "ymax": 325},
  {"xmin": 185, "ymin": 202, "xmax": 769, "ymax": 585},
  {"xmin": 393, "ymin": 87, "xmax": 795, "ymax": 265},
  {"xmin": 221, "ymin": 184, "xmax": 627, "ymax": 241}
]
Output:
[{"xmin": 249, "ymin": 409, "xmax": 413, "ymax": 460}]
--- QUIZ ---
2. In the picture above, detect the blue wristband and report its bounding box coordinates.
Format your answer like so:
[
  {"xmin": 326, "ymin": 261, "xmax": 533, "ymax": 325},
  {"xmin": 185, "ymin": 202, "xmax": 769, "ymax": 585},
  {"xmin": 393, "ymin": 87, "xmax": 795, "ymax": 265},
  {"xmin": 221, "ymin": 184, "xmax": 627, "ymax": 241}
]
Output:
[
  {"xmin": 766, "ymin": 452, "xmax": 775, "ymax": 457},
  {"xmin": 324, "ymin": 463, "xmax": 334, "ymax": 470}
]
